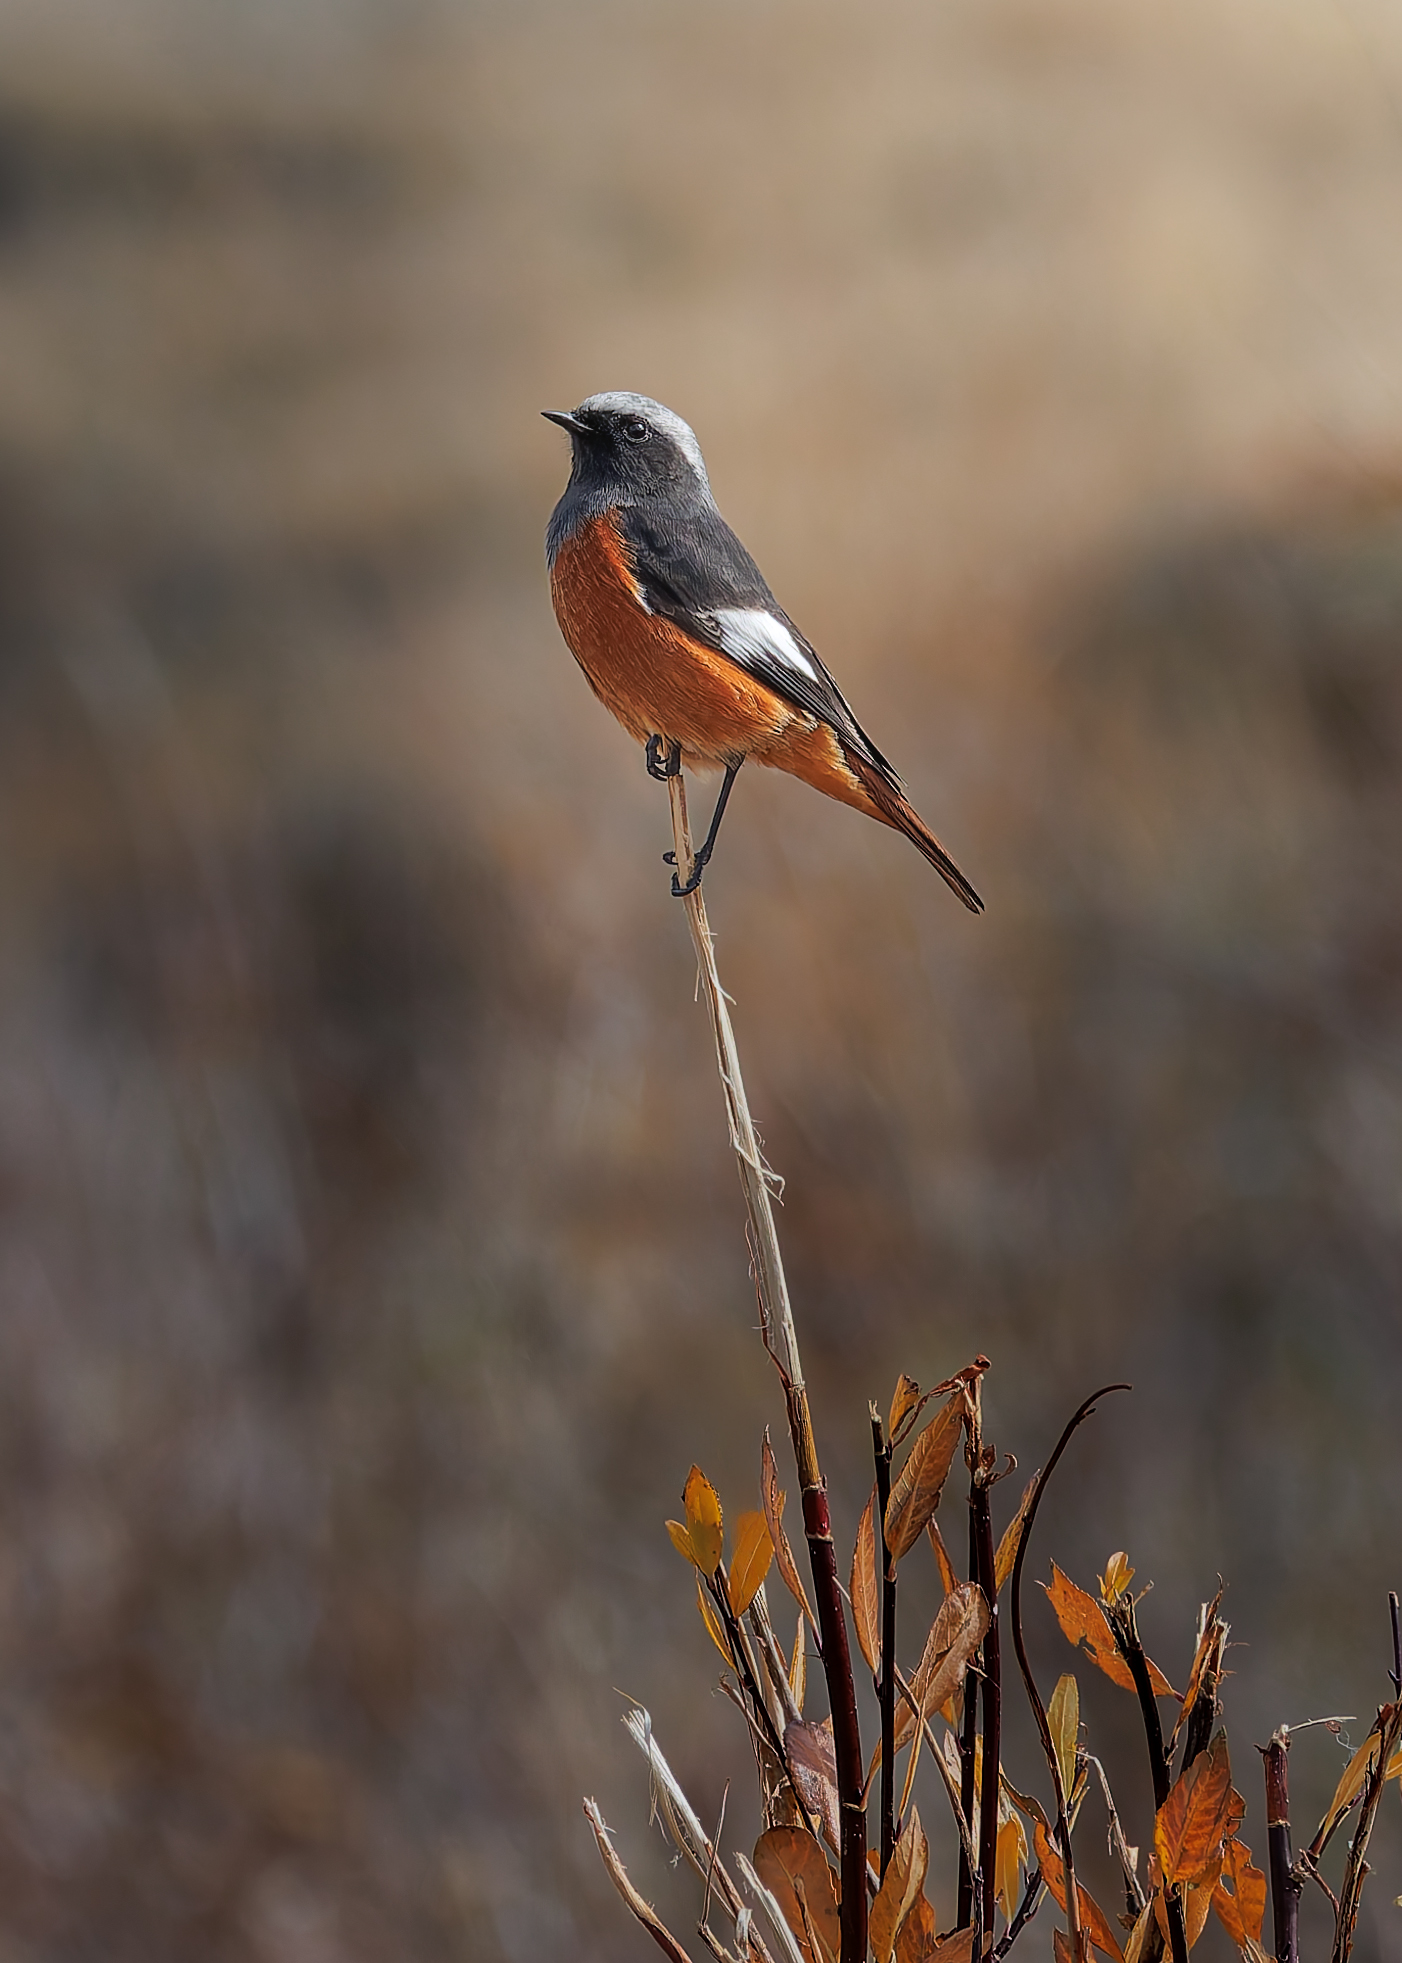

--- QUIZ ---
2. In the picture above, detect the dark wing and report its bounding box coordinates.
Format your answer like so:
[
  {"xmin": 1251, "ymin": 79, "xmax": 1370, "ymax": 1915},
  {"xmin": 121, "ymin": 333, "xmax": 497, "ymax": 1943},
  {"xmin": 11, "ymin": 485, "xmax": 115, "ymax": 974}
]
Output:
[{"xmin": 618, "ymin": 499, "xmax": 901, "ymax": 784}]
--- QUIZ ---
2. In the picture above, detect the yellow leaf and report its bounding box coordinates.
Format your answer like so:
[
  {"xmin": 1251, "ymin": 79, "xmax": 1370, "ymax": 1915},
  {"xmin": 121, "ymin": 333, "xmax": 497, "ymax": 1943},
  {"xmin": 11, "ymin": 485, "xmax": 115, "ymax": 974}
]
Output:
[
  {"xmin": 683, "ymin": 1465, "xmax": 723, "ymax": 1576},
  {"xmin": 885, "ymin": 1395, "xmax": 964, "ymax": 1561},
  {"xmin": 728, "ymin": 1510, "xmax": 773, "ymax": 1617},
  {"xmin": 889, "ymin": 1374, "xmax": 922, "ymax": 1439},
  {"xmin": 790, "ymin": 1605, "xmax": 807, "ymax": 1714},
  {"xmin": 1044, "ymin": 1564, "xmax": 1176, "ymax": 1698},
  {"xmin": 994, "ymin": 1475, "xmax": 1038, "ymax": 1595},
  {"xmin": 995, "ymin": 1812, "xmax": 1028, "ymax": 1924},
  {"xmin": 763, "ymin": 1432, "xmax": 818, "ymax": 1632},
  {"xmin": 753, "ymin": 1825, "xmax": 840, "ymax": 1963},
  {"xmin": 1048, "ymin": 1674, "xmax": 1080, "ymax": 1805},
  {"xmin": 1122, "ymin": 1901, "xmax": 1155, "ymax": 1963},
  {"xmin": 1100, "ymin": 1553, "xmax": 1135, "ymax": 1605},
  {"xmin": 666, "ymin": 1519, "xmax": 697, "ymax": 1567},
  {"xmin": 870, "ymin": 1808, "xmax": 929, "ymax": 1963},
  {"xmin": 696, "ymin": 1575, "xmax": 732, "ymax": 1665},
  {"xmin": 1319, "ymin": 1731, "xmax": 1381, "ymax": 1844},
  {"xmin": 928, "ymin": 1520, "xmax": 959, "ymax": 1596},
  {"xmin": 852, "ymin": 1488, "xmax": 882, "ymax": 1675},
  {"xmin": 1155, "ymin": 1732, "xmax": 1235, "ymax": 1887}
]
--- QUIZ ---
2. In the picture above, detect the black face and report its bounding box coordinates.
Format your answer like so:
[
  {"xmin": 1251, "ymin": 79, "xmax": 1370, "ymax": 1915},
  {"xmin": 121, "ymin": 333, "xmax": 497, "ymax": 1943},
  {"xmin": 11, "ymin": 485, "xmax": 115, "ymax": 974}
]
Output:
[{"xmin": 542, "ymin": 402, "xmax": 703, "ymax": 504}]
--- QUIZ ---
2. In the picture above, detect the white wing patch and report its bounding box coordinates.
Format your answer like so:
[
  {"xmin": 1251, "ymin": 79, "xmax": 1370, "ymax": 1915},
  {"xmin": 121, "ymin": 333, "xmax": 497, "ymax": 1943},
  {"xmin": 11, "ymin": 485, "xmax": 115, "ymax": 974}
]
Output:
[{"xmin": 714, "ymin": 608, "xmax": 819, "ymax": 684}]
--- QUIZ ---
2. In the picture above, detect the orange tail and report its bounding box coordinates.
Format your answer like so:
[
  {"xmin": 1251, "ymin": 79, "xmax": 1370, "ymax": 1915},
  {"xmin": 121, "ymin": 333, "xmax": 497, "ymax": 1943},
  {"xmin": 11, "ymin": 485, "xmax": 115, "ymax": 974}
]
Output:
[{"xmin": 847, "ymin": 754, "xmax": 984, "ymax": 914}]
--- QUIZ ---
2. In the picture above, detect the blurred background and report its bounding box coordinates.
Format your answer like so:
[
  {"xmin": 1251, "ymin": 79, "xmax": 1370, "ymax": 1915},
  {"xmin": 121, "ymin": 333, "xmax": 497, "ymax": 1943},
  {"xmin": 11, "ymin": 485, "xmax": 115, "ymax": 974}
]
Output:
[{"xmin": 1, "ymin": 0, "xmax": 1401, "ymax": 1957}]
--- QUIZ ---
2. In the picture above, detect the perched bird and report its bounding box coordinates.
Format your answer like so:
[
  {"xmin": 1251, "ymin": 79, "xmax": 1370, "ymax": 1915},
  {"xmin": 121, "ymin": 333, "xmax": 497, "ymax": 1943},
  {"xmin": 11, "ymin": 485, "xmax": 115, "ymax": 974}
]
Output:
[{"xmin": 544, "ymin": 392, "xmax": 982, "ymax": 910}]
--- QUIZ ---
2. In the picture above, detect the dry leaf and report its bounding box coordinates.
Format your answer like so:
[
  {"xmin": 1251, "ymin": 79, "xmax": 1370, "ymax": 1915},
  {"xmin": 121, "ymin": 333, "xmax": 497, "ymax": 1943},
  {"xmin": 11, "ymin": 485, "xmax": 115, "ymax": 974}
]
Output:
[
  {"xmin": 885, "ymin": 1395, "xmax": 964, "ymax": 1561},
  {"xmin": 1212, "ymin": 1836, "xmax": 1267, "ymax": 1949},
  {"xmin": 993, "ymin": 1475, "xmax": 1038, "ymax": 1595},
  {"xmin": 1044, "ymin": 1564, "xmax": 1176, "ymax": 1698},
  {"xmin": 893, "ymin": 1584, "xmax": 990, "ymax": 1757},
  {"xmin": 1183, "ymin": 1857, "xmax": 1223, "ymax": 1950},
  {"xmin": 1100, "ymin": 1553, "xmax": 1135, "ymax": 1605},
  {"xmin": 995, "ymin": 1811, "xmax": 1028, "ymax": 1923},
  {"xmin": 1048, "ymin": 1674, "xmax": 1080, "ymax": 1805},
  {"xmin": 787, "ymin": 1719, "xmax": 841, "ymax": 1851},
  {"xmin": 894, "ymin": 1892, "xmax": 937, "ymax": 1963},
  {"xmin": 763, "ymin": 1432, "xmax": 818, "ymax": 1633},
  {"xmin": 729, "ymin": 1510, "xmax": 773, "ymax": 1618},
  {"xmin": 1319, "ymin": 1730, "xmax": 1381, "ymax": 1844},
  {"xmin": 870, "ymin": 1809, "xmax": 929, "ymax": 1962},
  {"xmin": 753, "ymin": 1825, "xmax": 841, "ymax": 1963},
  {"xmin": 1122, "ymin": 1901, "xmax": 1155, "ymax": 1963},
  {"xmin": 852, "ymin": 1487, "xmax": 882, "ymax": 1675},
  {"xmin": 696, "ymin": 1575, "xmax": 732, "ymax": 1665},
  {"xmin": 1170, "ymin": 1595, "xmax": 1226, "ymax": 1755},
  {"xmin": 666, "ymin": 1519, "xmax": 697, "ymax": 1566},
  {"xmin": 1155, "ymin": 1732, "xmax": 1236, "ymax": 1887},
  {"xmin": 790, "ymin": 1605, "xmax": 807, "ymax": 1714},
  {"xmin": 928, "ymin": 1520, "xmax": 959, "ymax": 1596},
  {"xmin": 683, "ymin": 1466, "xmax": 723, "ymax": 1576},
  {"xmin": 1035, "ymin": 1823, "xmax": 1125, "ymax": 1960},
  {"xmin": 889, "ymin": 1374, "xmax": 922, "ymax": 1439}
]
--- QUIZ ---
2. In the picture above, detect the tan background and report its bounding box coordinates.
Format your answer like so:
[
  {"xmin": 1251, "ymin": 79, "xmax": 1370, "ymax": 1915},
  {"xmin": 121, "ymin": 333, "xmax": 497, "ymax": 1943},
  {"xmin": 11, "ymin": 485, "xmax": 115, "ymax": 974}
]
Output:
[{"xmin": 1, "ymin": 1, "xmax": 1401, "ymax": 1957}]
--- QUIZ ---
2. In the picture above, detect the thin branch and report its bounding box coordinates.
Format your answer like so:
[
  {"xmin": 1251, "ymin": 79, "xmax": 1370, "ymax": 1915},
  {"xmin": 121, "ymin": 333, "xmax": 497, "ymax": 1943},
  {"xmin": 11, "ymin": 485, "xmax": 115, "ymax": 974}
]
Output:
[
  {"xmin": 992, "ymin": 1869, "xmax": 1045, "ymax": 1960},
  {"xmin": 1262, "ymin": 1731, "xmax": 1300, "ymax": 1963},
  {"xmin": 1009, "ymin": 1385, "xmax": 1129, "ymax": 1957},
  {"xmin": 586, "ymin": 1798, "xmax": 696, "ymax": 1963},
  {"xmin": 1105, "ymin": 1593, "xmax": 1188, "ymax": 1963},
  {"xmin": 1331, "ymin": 1700, "xmax": 1402, "ymax": 1963},
  {"xmin": 973, "ymin": 1467, "xmax": 1001, "ymax": 1944},
  {"xmin": 667, "ymin": 772, "xmax": 867, "ymax": 1963},
  {"xmin": 873, "ymin": 1407, "xmax": 898, "ymax": 1879},
  {"xmin": 1389, "ymin": 1593, "xmax": 1401, "ymax": 1698},
  {"xmin": 1085, "ymin": 1755, "xmax": 1146, "ymax": 1918},
  {"xmin": 957, "ymin": 1494, "xmax": 980, "ymax": 1930}
]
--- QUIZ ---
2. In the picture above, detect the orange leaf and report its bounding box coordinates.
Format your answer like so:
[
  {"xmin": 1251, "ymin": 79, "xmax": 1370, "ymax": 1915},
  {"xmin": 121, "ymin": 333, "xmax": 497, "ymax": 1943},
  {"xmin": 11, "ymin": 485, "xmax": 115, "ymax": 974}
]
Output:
[
  {"xmin": 928, "ymin": 1520, "xmax": 959, "ymax": 1596},
  {"xmin": 885, "ymin": 1395, "xmax": 964, "ymax": 1560},
  {"xmin": 852, "ymin": 1488, "xmax": 882, "ymax": 1675},
  {"xmin": 728, "ymin": 1510, "xmax": 773, "ymax": 1617},
  {"xmin": 1318, "ymin": 1730, "xmax": 1382, "ymax": 1845},
  {"xmin": 763, "ymin": 1432, "xmax": 818, "ymax": 1633},
  {"xmin": 790, "ymin": 1605, "xmax": 807, "ymax": 1713},
  {"xmin": 787, "ymin": 1719, "xmax": 841, "ymax": 1852},
  {"xmin": 1100, "ymin": 1553, "xmax": 1135, "ymax": 1605},
  {"xmin": 898, "ymin": 1910, "xmax": 974, "ymax": 1963},
  {"xmin": 870, "ymin": 1808, "xmax": 929, "ymax": 1962},
  {"xmin": 695, "ymin": 1575, "xmax": 732, "ymax": 1665},
  {"xmin": 1155, "ymin": 1732, "xmax": 1236, "ymax": 1887},
  {"xmin": 666, "ymin": 1519, "xmax": 697, "ymax": 1567},
  {"xmin": 1044, "ymin": 1564, "xmax": 1176, "ymax": 1698},
  {"xmin": 993, "ymin": 1475, "xmax": 1038, "ymax": 1595},
  {"xmin": 1034, "ymin": 1823, "xmax": 1124, "ymax": 1961},
  {"xmin": 995, "ymin": 1811, "xmax": 1028, "ymax": 1924},
  {"xmin": 889, "ymin": 1374, "xmax": 922, "ymax": 1439},
  {"xmin": 1122, "ymin": 1901, "xmax": 1155, "ymax": 1963},
  {"xmin": 893, "ymin": 1584, "xmax": 990, "ymax": 1758},
  {"xmin": 753, "ymin": 1825, "xmax": 840, "ymax": 1963},
  {"xmin": 683, "ymin": 1466, "xmax": 723, "ymax": 1576},
  {"xmin": 1184, "ymin": 1856, "xmax": 1224, "ymax": 1950},
  {"xmin": 1212, "ymin": 1835, "xmax": 1267, "ymax": 1949}
]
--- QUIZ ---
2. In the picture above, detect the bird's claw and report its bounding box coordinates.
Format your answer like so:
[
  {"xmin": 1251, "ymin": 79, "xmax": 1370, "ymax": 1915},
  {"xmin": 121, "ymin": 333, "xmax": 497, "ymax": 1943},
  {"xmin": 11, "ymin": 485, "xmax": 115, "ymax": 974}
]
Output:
[{"xmin": 645, "ymin": 735, "xmax": 682, "ymax": 781}]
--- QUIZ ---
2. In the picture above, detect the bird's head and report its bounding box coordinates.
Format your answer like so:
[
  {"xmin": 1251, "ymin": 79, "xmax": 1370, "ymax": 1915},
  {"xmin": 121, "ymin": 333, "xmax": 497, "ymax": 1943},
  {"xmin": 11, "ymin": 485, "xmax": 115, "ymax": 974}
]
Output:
[{"xmin": 542, "ymin": 393, "xmax": 711, "ymax": 501}]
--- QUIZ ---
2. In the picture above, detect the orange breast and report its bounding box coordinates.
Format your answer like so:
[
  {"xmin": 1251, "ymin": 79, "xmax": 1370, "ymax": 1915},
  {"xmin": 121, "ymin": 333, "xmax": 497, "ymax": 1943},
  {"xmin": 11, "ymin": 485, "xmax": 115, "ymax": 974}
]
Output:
[{"xmin": 550, "ymin": 515, "xmax": 798, "ymax": 766}]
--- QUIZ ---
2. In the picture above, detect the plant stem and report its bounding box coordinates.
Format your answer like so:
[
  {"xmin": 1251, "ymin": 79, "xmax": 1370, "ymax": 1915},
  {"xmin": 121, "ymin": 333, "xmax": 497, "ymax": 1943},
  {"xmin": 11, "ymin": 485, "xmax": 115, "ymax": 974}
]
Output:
[
  {"xmin": 1263, "ymin": 1734, "xmax": 1299, "ymax": 1963},
  {"xmin": 667, "ymin": 772, "xmax": 867, "ymax": 1963},
  {"xmin": 973, "ymin": 1473, "xmax": 1000, "ymax": 1944},
  {"xmin": 872, "ymin": 1410, "xmax": 897, "ymax": 1878},
  {"xmin": 1106, "ymin": 1596, "xmax": 1188, "ymax": 1963},
  {"xmin": 1331, "ymin": 1700, "xmax": 1402, "ymax": 1963},
  {"xmin": 957, "ymin": 1495, "xmax": 980, "ymax": 1930}
]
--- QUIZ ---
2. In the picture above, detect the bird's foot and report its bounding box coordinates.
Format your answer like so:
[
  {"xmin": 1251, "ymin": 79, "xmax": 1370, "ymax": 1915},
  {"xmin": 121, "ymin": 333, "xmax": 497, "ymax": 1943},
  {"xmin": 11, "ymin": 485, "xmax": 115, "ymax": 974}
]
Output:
[
  {"xmin": 645, "ymin": 735, "xmax": 682, "ymax": 781},
  {"xmin": 663, "ymin": 845, "xmax": 710, "ymax": 897}
]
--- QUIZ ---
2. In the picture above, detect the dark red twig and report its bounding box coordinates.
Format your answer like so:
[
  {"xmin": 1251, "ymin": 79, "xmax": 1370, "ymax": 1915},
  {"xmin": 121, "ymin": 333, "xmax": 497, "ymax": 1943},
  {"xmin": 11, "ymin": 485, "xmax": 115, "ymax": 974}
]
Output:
[
  {"xmin": 973, "ymin": 1471, "xmax": 1000, "ymax": 1943},
  {"xmin": 1263, "ymin": 1732, "xmax": 1300, "ymax": 1963},
  {"xmin": 957, "ymin": 1497, "xmax": 980, "ymax": 1929},
  {"xmin": 1105, "ymin": 1593, "xmax": 1188, "ymax": 1963},
  {"xmin": 1388, "ymin": 1592, "xmax": 1400, "ymax": 1697},
  {"xmin": 872, "ymin": 1409, "xmax": 897, "ymax": 1879}
]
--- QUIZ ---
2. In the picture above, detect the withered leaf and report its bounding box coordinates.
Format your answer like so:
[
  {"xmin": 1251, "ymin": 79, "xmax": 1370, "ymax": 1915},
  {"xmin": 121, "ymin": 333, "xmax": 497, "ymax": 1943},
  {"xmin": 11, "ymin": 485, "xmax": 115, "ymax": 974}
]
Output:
[
  {"xmin": 753, "ymin": 1825, "xmax": 840, "ymax": 1963},
  {"xmin": 995, "ymin": 1811, "xmax": 1028, "ymax": 1924},
  {"xmin": 1212, "ymin": 1835, "xmax": 1267, "ymax": 1949},
  {"xmin": 683, "ymin": 1465, "xmax": 723, "ymax": 1577},
  {"xmin": 928, "ymin": 1519, "xmax": 959, "ymax": 1597},
  {"xmin": 763, "ymin": 1432, "xmax": 818, "ymax": 1633},
  {"xmin": 870, "ymin": 1808, "xmax": 929, "ymax": 1963},
  {"xmin": 1169, "ymin": 1593, "xmax": 1226, "ymax": 1755},
  {"xmin": 852, "ymin": 1488, "xmax": 882, "ymax": 1675},
  {"xmin": 894, "ymin": 1892, "xmax": 938, "ymax": 1963},
  {"xmin": 893, "ymin": 1584, "xmax": 990, "ymax": 1757},
  {"xmin": 1121, "ymin": 1901, "xmax": 1155, "ymax": 1963},
  {"xmin": 1318, "ymin": 1729, "xmax": 1382, "ymax": 1845},
  {"xmin": 889, "ymin": 1373, "xmax": 922, "ymax": 1440},
  {"xmin": 1044, "ymin": 1564, "xmax": 1176, "ymax": 1698},
  {"xmin": 993, "ymin": 1475, "xmax": 1038, "ymax": 1595},
  {"xmin": 1035, "ymin": 1823, "xmax": 1125, "ymax": 1960},
  {"xmin": 729, "ymin": 1509, "xmax": 773, "ymax": 1618},
  {"xmin": 1155, "ymin": 1732, "xmax": 1236, "ymax": 1887},
  {"xmin": 1100, "ymin": 1552, "xmax": 1135, "ymax": 1605},
  {"xmin": 1048, "ymin": 1673, "xmax": 1080, "ymax": 1804},
  {"xmin": 695, "ymin": 1575, "xmax": 732, "ymax": 1666},
  {"xmin": 885, "ymin": 1395, "xmax": 964, "ymax": 1561},
  {"xmin": 787, "ymin": 1718, "xmax": 841, "ymax": 1852},
  {"xmin": 790, "ymin": 1605, "xmax": 807, "ymax": 1714},
  {"xmin": 1184, "ymin": 1858, "xmax": 1223, "ymax": 1950}
]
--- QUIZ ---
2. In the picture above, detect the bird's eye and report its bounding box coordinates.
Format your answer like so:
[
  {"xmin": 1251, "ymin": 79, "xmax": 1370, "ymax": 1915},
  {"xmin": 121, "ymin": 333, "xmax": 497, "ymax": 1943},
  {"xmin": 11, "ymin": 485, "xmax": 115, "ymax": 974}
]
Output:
[{"xmin": 622, "ymin": 418, "xmax": 650, "ymax": 443}]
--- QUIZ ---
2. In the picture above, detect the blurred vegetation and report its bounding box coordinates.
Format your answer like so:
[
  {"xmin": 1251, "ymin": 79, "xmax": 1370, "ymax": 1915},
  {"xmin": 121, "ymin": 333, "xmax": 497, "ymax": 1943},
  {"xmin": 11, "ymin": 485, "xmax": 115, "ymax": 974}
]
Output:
[{"xmin": 0, "ymin": 1, "xmax": 1401, "ymax": 1958}]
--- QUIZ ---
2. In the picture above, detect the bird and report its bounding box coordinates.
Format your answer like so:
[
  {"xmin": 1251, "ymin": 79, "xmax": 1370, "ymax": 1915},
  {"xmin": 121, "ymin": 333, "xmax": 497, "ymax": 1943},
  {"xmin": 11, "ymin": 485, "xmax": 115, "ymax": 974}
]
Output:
[{"xmin": 543, "ymin": 392, "xmax": 982, "ymax": 911}]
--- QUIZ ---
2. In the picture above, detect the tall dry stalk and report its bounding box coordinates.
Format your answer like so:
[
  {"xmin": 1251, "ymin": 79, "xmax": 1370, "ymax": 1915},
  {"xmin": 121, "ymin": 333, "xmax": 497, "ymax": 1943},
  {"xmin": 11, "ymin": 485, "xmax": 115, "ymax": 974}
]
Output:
[{"xmin": 666, "ymin": 770, "xmax": 869, "ymax": 1963}]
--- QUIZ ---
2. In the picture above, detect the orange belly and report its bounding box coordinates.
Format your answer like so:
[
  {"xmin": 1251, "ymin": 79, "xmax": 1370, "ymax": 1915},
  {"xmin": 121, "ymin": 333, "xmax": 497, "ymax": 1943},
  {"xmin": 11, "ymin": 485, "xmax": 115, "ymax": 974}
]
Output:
[{"xmin": 550, "ymin": 513, "xmax": 885, "ymax": 822}]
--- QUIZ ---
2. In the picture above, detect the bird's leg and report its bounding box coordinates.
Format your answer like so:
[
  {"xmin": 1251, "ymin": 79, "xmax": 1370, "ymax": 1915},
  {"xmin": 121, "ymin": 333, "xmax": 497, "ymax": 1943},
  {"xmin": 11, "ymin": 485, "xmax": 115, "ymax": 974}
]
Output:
[
  {"xmin": 645, "ymin": 735, "xmax": 682, "ymax": 781},
  {"xmin": 664, "ymin": 759, "xmax": 742, "ymax": 897}
]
